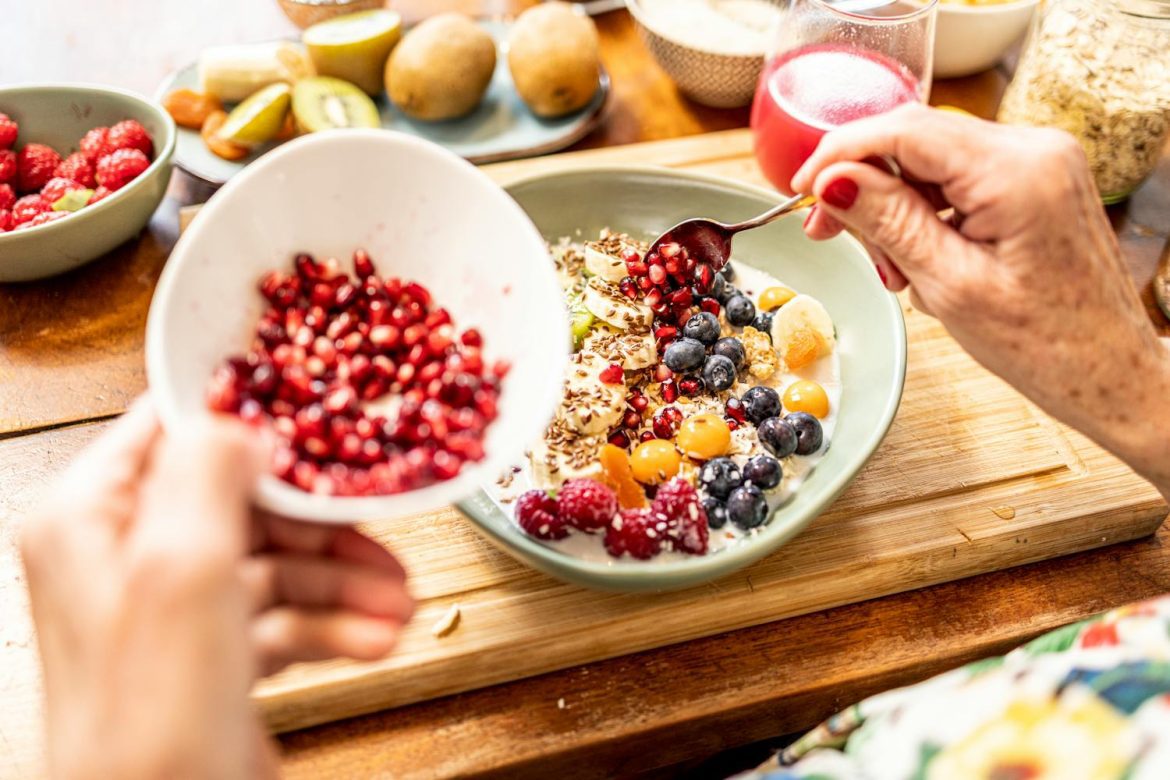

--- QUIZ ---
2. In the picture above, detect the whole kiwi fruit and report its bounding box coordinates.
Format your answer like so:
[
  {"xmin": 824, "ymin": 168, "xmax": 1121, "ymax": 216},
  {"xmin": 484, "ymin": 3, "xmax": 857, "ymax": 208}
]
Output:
[
  {"xmin": 385, "ymin": 14, "xmax": 497, "ymax": 121},
  {"xmin": 507, "ymin": 3, "xmax": 600, "ymax": 118}
]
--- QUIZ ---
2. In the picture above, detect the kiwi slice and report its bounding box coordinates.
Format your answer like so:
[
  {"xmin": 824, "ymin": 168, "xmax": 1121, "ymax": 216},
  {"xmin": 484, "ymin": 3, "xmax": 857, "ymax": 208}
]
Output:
[
  {"xmin": 218, "ymin": 82, "xmax": 292, "ymax": 146},
  {"xmin": 570, "ymin": 306, "xmax": 595, "ymax": 351},
  {"xmin": 291, "ymin": 76, "xmax": 381, "ymax": 133},
  {"xmin": 52, "ymin": 189, "xmax": 94, "ymax": 212}
]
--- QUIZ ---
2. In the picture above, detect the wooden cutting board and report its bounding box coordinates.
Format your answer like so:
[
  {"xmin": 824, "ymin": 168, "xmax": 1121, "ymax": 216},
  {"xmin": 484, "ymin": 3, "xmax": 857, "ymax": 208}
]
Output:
[{"xmin": 178, "ymin": 129, "xmax": 1167, "ymax": 733}]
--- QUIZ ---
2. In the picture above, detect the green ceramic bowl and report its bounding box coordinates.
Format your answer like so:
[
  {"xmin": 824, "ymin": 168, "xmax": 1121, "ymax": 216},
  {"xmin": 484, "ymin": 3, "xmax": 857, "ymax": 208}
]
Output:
[
  {"xmin": 0, "ymin": 84, "xmax": 176, "ymax": 282},
  {"xmin": 456, "ymin": 167, "xmax": 907, "ymax": 592}
]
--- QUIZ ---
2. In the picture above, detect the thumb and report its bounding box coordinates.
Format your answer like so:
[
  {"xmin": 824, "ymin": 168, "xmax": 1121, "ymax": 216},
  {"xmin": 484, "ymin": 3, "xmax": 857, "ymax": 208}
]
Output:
[{"xmin": 810, "ymin": 161, "xmax": 966, "ymax": 280}]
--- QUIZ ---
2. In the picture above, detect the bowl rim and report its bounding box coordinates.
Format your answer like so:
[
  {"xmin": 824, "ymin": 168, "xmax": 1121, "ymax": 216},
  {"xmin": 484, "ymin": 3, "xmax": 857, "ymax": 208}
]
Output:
[
  {"xmin": 146, "ymin": 127, "xmax": 570, "ymax": 522},
  {"xmin": 625, "ymin": 0, "xmax": 774, "ymax": 59},
  {"xmin": 0, "ymin": 82, "xmax": 177, "ymax": 241},
  {"xmin": 456, "ymin": 164, "xmax": 909, "ymax": 587}
]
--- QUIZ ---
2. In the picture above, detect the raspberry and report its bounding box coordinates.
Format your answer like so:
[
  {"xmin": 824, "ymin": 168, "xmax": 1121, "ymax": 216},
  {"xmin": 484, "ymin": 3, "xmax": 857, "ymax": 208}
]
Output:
[
  {"xmin": 0, "ymin": 113, "xmax": 17, "ymax": 150},
  {"xmin": 16, "ymin": 210, "xmax": 68, "ymax": 230},
  {"xmin": 0, "ymin": 149, "xmax": 14, "ymax": 184},
  {"xmin": 515, "ymin": 489, "xmax": 568, "ymax": 540},
  {"xmin": 0, "ymin": 183, "xmax": 13, "ymax": 211},
  {"xmin": 79, "ymin": 126, "xmax": 113, "ymax": 162},
  {"xmin": 88, "ymin": 186, "xmax": 112, "ymax": 205},
  {"xmin": 604, "ymin": 507, "xmax": 664, "ymax": 559},
  {"xmin": 40, "ymin": 177, "xmax": 85, "ymax": 205},
  {"xmin": 0, "ymin": 209, "xmax": 12, "ymax": 232},
  {"xmin": 652, "ymin": 478, "xmax": 709, "ymax": 555},
  {"xmin": 16, "ymin": 143, "xmax": 62, "ymax": 193},
  {"xmin": 54, "ymin": 153, "xmax": 96, "ymax": 188},
  {"xmin": 557, "ymin": 478, "xmax": 618, "ymax": 532},
  {"xmin": 95, "ymin": 148, "xmax": 149, "ymax": 191},
  {"xmin": 107, "ymin": 119, "xmax": 153, "ymax": 157},
  {"xmin": 11, "ymin": 194, "xmax": 48, "ymax": 224}
]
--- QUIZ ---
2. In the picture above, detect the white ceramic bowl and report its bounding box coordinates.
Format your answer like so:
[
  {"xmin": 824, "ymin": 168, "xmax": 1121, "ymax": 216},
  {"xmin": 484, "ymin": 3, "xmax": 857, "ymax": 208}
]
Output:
[
  {"xmin": 146, "ymin": 130, "xmax": 569, "ymax": 523},
  {"xmin": 930, "ymin": 0, "xmax": 1038, "ymax": 79}
]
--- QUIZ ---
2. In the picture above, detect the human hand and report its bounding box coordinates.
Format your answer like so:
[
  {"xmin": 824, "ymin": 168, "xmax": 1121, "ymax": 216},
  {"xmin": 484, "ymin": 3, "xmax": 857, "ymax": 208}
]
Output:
[
  {"xmin": 22, "ymin": 398, "xmax": 414, "ymax": 779},
  {"xmin": 792, "ymin": 104, "xmax": 1170, "ymax": 497}
]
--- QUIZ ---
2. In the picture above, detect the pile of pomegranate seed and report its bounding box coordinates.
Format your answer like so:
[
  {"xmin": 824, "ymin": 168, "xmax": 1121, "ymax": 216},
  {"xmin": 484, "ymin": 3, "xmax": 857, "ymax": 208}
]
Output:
[{"xmin": 206, "ymin": 249, "xmax": 506, "ymax": 496}]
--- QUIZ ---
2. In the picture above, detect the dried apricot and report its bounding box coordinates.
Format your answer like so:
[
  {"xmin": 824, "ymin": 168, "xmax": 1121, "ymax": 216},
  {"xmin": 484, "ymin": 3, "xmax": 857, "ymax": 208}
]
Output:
[
  {"xmin": 599, "ymin": 443, "xmax": 647, "ymax": 508},
  {"xmin": 274, "ymin": 110, "xmax": 297, "ymax": 141},
  {"xmin": 164, "ymin": 88, "xmax": 222, "ymax": 130},
  {"xmin": 783, "ymin": 327, "xmax": 822, "ymax": 371},
  {"xmin": 200, "ymin": 110, "xmax": 249, "ymax": 161}
]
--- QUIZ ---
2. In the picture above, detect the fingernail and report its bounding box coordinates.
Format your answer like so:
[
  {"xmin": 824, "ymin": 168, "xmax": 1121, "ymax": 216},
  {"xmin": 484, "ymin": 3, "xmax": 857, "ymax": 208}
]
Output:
[
  {"xmin": 803, "ymin": 206, "xmax": 817, "ymax": 230},
  {"xmin": 822, "ymin": 178, "xmax": 859, "ymax": 210},
  {"xmin": 876, "ymin": 265, "xmax": 888, "ymax": 286}
]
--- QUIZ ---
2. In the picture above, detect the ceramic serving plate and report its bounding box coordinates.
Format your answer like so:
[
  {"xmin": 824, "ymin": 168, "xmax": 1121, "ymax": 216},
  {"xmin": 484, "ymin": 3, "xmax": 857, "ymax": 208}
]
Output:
[
  {"xmin": 155, "ymin": 23, "xmax": 610, "ymax": 186},
  {"xmin": 457, "ymin": 167, "xmax": 907, "ymax": 592}
]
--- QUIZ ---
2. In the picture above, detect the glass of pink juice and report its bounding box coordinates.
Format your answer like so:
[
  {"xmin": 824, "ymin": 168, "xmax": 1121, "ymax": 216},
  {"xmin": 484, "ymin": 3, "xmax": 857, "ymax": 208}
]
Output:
[{"xmin": 751, "ymin": 0, "xmax": 938, "ymax": 195}]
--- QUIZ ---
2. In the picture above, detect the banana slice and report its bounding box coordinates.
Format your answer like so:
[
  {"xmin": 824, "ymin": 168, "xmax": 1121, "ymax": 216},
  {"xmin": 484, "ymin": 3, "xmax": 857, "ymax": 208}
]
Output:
[
  {"xmin": 528, "ymin": 419, "xmax": 606, "ymax": 489},
  {"xmin": 199, "ymin": 42, "xmax": 314, "ymax": 103},
  {"xmin": 558, "ymin": 350, "xmax": 626, "ymax": 435},
  {"xmin": 584, "ymin": 326, "xmax": 656, "ymax": 371},
  {"xmin": 771, "ymin": 294, "xmax": 836, "ymax": 358},
  {"xmin": 583, "ymin": 277, "xmax": 652, "ymax": 332},
  {"xmin": 583, "ymin": 245, "xmax": 628, "ymax": 282}
]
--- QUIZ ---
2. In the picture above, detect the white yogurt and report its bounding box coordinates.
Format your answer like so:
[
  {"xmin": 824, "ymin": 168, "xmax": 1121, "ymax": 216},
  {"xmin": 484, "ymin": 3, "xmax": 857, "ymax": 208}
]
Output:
[
  {"xmin": 487, "ymin": 258, "xmax": 840, "ymax": 564},
  {"xmin": 638, "ymin": 0, "xmax": 782, "ymax": 56}
]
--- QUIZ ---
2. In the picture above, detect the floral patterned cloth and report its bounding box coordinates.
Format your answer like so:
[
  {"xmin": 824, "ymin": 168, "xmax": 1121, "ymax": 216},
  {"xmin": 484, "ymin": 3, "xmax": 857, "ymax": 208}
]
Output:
[{"xmin": 736, "ymin": 594, "xmax": 1170, "ymax": 780}]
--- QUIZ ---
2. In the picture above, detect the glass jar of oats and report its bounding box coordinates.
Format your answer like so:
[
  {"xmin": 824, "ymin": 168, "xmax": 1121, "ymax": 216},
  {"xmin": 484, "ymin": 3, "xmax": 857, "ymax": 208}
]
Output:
[{"xmin": 998, "ymin": 0, "xmax": 1170, "ymax": 204}]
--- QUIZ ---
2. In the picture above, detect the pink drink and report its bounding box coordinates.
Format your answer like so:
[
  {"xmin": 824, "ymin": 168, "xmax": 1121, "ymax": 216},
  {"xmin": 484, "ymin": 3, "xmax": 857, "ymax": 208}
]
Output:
[{"xmin": 751, "ymin": 44, "xmax": 921, "ymax": 195}]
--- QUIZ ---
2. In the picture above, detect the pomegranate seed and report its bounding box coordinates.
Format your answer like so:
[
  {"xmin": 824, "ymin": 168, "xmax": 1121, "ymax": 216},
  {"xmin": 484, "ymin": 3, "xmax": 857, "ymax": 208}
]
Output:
[
  {"xmin": 361, "ymin": 377, "xmax": 389, "ymax": 401},
  {"xmin": 403, "ymin": 323, "xmax": 428, "ymax": 348},
  {"xmin": 367, "ymin": 299, "xmax": 390, "ymax": 325},
  {"xmin": 623, "ymin": 408, "xmax": 641, "ymax": 429},
  {"xmin": 324, "ymin": 386, "xmax": 357, "ymax": 414},
  {"xmin": 608, "ymin": 430, "xmax": 631, "ymax": 448},
  {"xmin": 433, "ymin": 450, "xmax": 462, "ymax": 480},
  {"xmin": 426, "ymin": 324, "xmax": 455, "ymax": 354},
  {"xmin": 397, "ymin": 363, "xmax": 416, "ymax": 385},
  {"xmin": 335, "ymin": 283, "xmax": 357, "ymax": 309},
  {"xmin": 292, "ymin": 461, "xmax": 318, "ymax": 491},
  {"xmin": 664, "ymin": 406, "xmax": 684, "ymax": 424},
  {"xmin": 491, "ymin": 359, "xmax": 511, "ymax": 379},
  {"xmin": 353, "ymin": 249, "xmax": 375, "ymax": 279},
  {"xmin": 425, "ymin": 308, "xmax": 452, "ymax": 328},
  {"xmin": 652, "ymin": 415, "xmax": 675, "ymax": 439},
  {"xmin": 725, "ymin": 396, "xmax": 747, "ymax": 423},
  {"xmin": 639, "ymin": 430, "xmax": 657, "ymax": 443},
  {"xmin": 679, "ymin": 377, "xmax": 702, "ymax": 396},
  {"xmin": 637, "ymin": 276, "xmax": 654, "ymax": 291},
  {"xmin": 295, "ymin": 404, "xmax": 327, "ymax": 438},
  {"xmin": 404, "ymin": 281, "xmax": 432, "ymax": 308},
  {"xmin": 461, "ymin": 328, "xmax": 482, "ymax": 347},
  {"xmin": 694, "ymin": 264, "xmax": 714, "ymax": 293},
  {"xmin": 474, "ymin": 388, "xmax": 498, "ymax": 420},
  {"xmin": 654, "ymin": 364, "xmax": 674, "ymax": 382},
  {"xmin": 369, "ymin": 324, "xmax": 401, "ymax": 349},
  {"xmin": 371, "ymin": 354, "xmax": 395, "ymax": 378},
  {"xmin": 726, "ymin": 418, "xmax": 740, "ymax": 431},
  {"xmin": 407, "ymin": 344, "xmax": 428, "ymax": 366},
  {"xmin": 659, "ymin": 242, "xmax": 681, "ymax": 258},
  {"xmin": 418, "ymin": 360, "xmax": 443, "ymax": 384},
  {"xmin": 599, "ymin": 363, "xmax": 624, "ymax": 384},
  {"xmin": 648, "ymin": 264, "xmax": 667, "ymax": 285},
  {"xmin": 313, "ymin": 336, "xmax": 337, "ymax": 362},
  {"xmin": 295, "ymin": 253, "xmax": 321, "ymax": 280},
  {"xmin": 654, "ymin": 324, "xmax": 678, "ymax": 342},
  {"xmin": 251, "ymin": 364, "xmax": 277, "ymax": 397},
  {"xmin": 303, "ymin": 436, "xmax": 331, "ymax": 458},
  {"xmin": 674, "ymin": 307, "xmax": 693, "ymax": 327},
  {"xmin": 326, "ymin": 312, "xmax": 356, "ymax": 340},
  {"xmin": 629, "ymin": 393, "xmax": 649, "ymax": 412},
  {"xmin": 670, "ymin": 288, "xmax": 693, "ymax": 308},
  {"xmin": 699, "ymin": 297, "xmax": 721, "ymax": 316},
  {"xmin": 661, "ymin": 378, "xmax": 679, "ymax": 403},
  {"xmin": 338, "ymin": 331, "xmax": 362, "ymax": 356},
  {"xmin": 626, "ymin": 259, "xmax": 648, "ymax": 276},
  {"xmin": 619, "ymin": 277, "xmax": 639, "ymax": 299},
  {"xmin": 310, "ymin": 282, "xmax": 336, "ymax": 307},
  {"xmin": 318, "ymin": 257, "xmax": 341, "ymax": 280},
  {"xmin": 644, "ymin": 288, "xmax": 664, "ymax": 309},
  {"xmin": 206, "ymin": 370, "xmax": 241, "ymax": 413},
  {"xmin": 270, "ymin": 400, "xmax": 296, "ymax": 418},
  {"xmin": 305, "ymin": 356, "xmax": 327, "ymax": 377},
  {"xmin": 364, "ymin": 277, "xmax": 385, "ymax": 300},
  {"xmin": 664, "ymin": 256, "xmax": 681, "ymax": 275},
  {"xmin": 257, "ymin": 320, "xmax": 286, "ymax": 344}
]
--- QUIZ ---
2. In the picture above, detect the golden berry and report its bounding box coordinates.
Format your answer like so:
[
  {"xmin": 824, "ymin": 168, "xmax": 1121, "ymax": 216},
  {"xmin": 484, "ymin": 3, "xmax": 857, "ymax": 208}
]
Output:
[
  {"xmin": 759, "ymin": 285, "xmax": 797, "ymax": 312},
  {"xmin": 675, "ymin": 413, "xmax": 732, "ymax": 460},
  {"xmin": 630, "ymin": 439, "xmax": 682, "ymax": 485},
  {"xmin": 783, "ymin": 380, "xmax": 830, "ymax": 419}
]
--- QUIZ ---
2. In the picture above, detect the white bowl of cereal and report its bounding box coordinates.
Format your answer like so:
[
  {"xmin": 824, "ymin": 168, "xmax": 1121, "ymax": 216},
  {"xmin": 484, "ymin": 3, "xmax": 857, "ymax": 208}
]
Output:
[{"xmin": 927, "ymin": 0, "xmax": 1039, "ymax": 79}]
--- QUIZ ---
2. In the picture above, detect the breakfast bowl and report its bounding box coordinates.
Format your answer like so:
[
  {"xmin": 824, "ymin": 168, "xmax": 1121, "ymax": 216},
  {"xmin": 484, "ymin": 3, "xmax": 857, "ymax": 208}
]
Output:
[
  {"xmin": 146, "ymin": 129, "xmax": 568, "ymax": 523},
  {"xmin": 457, "ymin": 166, "xmax": 907, "ymax": 592},
  {"xmin": 0, "ymin": 84, "xmax": 176, "ymax": 282},
  {"xmin": 626, "ymin": 0, "xmax": 782, "ymax": 108},
  {"xmin": 927, "ymin": 0, "xmax": 1039, "ymax": 78}
]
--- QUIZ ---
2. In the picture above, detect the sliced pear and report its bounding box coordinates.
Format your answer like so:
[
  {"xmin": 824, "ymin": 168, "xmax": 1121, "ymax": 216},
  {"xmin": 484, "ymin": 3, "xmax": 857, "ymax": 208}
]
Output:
[
  {"xmin": 770, "ymin": 294, "xmax": 836, "ymax": 358},
  {"xmin": 218, "ymin": 83, "xmax": 292, "ymax": 146},
  {"xmin": 291, "ymin": 76, "xmax": 381, "ymax": 133},
  {"xmin": 303, "ymin": 10, "xmax": 402, "ymax": 96}
]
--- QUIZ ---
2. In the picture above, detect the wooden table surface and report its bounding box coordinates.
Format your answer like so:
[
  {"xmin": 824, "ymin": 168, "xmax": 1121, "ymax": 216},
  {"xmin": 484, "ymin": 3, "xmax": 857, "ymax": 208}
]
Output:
[{"xmin": 4, "ymin": 2, "xmax": 1169, "ymax": 778}]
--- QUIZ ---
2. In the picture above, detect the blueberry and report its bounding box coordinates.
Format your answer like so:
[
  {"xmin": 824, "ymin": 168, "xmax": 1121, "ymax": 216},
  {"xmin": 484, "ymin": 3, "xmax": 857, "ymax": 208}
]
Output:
[
  {"xmin": 750, "ymin": 310, "xmax": 774, "ymax": 337},
  {"xmin": 757, "ymin": 416, "xmax": 798, "ymax": 458},
  {"xmin": 702, "ymin": 354, "xmax": 737, "ymax": 392},
  {"xmin": 727, "ymin": 484, "xmax": 768, "ymax": 529},
  {"xmin": 663, "ymin": 337, "xmax": 706, "ymax": 373},
  {"xmin": 787, "ymin": 412, "xmax": 824, "ymax": 455},
  {"xmin": 712, "ymin": 337, "xmax": 745, "ymax": 369},
  {"xmin": 683, "ymin": 311, "xmax": 721, "ymax": 345},
  {"xmin": 719, "ymin": 262, "xmax": 736, "ymax": 282},
  {"xmin": 710, "ymin": 272, "xmax": 728, "ymax": 303},
  {"xmin": 702, "ymin": 496, "xmax": 728, "ymax": 530},
  {"xmin": 699, "ymin": 456, "xmax": 742, "ymax": 500},
  {"xmin": 725, "ymin": 294, "xmax": 756, "ymax": 327},
  {"xmin": 743, "ymin": 455, "xmax": 782, "ymax": 489},
  {"xmin": 741, "ymin": 385, "xmax": 781, "ymax": 424},
  {"xmin": 716, "ymin": 281, "xmax": 740, "ymax": 305}
]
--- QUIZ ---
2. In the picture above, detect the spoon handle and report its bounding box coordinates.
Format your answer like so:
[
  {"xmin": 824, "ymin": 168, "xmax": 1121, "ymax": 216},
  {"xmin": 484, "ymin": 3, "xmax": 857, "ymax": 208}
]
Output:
[{"xmin": 725, "ymin": 193, "xmax": 817, "ymax": 234}]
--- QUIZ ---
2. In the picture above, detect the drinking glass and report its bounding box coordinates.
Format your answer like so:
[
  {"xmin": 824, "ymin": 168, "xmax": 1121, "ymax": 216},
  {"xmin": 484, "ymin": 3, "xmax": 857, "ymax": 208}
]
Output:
[{"xmin": 750, "ymin": 0, "xmax": 938, "ymax": 195}]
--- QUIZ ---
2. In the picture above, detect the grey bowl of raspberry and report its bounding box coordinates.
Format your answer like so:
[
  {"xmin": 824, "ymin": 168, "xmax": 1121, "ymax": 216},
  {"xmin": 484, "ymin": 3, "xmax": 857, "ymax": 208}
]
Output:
[{"xmin": 0, "ymin": 83, "xmax": 176, "ymax": 281}]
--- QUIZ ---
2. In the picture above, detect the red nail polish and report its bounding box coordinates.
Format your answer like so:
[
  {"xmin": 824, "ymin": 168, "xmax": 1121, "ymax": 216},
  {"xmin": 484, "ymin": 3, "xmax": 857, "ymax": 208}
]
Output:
[
  {"xmin": 803, "ymin": 206, "xmax": 818, "ymax": 230},
  {"xmin": 876, "ymin": 265, "xmax": 888, "ymax": 285},
  {"xmin": 822, "ymin": 178, "xmax": 859, "ymax": 210}
]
